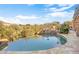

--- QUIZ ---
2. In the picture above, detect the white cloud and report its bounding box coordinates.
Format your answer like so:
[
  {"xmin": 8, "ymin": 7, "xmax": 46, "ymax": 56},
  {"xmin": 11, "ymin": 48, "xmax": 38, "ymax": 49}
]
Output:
[
  {"xmin": 46, "ymin": 4, "xmax": 74, "ymax": 12},
  {"xmin": 16, "ymin": 15, "xmax": 39, "ymax": 19},
  {"xmin": 58, "ymin": 4, "xmax": 69, "ymax": 7},
  {"xmin": 0, "ymin": 17, "xmax": 6, "ymax": 22},
  {"xmin": 0, "ymin": 10, "xmax": 74, "ymax": 24},
  {"xmin": 48, "ymin": 11, "xmax": 74, "ymax": 17},
  {"xmin": 26, "ymin": 4, "xmax": 35, "ymax": 6},
  {"xmin": 0, "ymin": 15, "xmax": 41, "ymax": 24},
  {"xmin": 57, "ymin": 4, "xmax": 74, "ymax": 11},
  {"xmin": 0, "ymin": 17, "xmax": 16, "ymax": 24},
  {"xmin": 0, "ymin": 16, "xmax": 23, "ymax": 24},
  {"xmin": 43, "ymin": 4, "xmax": 75, "ymax": 23},
  {"xmin": 46, "ymin": 10, "xmax": 74, "ymax": 23},
  {"xmin": 44, "ymin": 4, "xmax": 54, "ymax": 7}
]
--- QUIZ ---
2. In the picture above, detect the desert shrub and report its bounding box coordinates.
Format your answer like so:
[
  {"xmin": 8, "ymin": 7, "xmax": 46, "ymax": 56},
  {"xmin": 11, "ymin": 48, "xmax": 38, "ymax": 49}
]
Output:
[{"xmin": 60, "ymin": 23, "xmax": 69, "ymax": 34}]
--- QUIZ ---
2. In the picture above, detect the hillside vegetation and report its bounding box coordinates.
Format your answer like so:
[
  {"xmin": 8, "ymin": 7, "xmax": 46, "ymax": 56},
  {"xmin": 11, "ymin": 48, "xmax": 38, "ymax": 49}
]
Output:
[{"xmin": 0, "ymin": 21, "xmax": 71, "ymax": 41}]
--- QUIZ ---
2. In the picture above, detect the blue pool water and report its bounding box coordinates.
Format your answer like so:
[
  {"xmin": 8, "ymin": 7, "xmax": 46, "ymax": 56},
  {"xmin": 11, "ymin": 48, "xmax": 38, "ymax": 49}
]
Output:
[{"xmin": 4, "ymin": 36, "xmax": 66, "ymax": 51}]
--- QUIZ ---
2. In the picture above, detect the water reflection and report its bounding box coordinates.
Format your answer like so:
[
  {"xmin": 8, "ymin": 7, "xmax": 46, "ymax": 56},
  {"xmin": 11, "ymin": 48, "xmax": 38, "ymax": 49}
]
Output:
[{"xmin": 4, "ymin": 36, "xmax": 67, "ymax": 51}]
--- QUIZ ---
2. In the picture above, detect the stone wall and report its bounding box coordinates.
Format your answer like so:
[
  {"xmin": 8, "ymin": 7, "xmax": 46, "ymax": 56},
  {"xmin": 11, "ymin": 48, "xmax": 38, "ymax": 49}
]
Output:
[{"xmin": 73, "ymin": 6, "xmax": 79, "ymax": 36}]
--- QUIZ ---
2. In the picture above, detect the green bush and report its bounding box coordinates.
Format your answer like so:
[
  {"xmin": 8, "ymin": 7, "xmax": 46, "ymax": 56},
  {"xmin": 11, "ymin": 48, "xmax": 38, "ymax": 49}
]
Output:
[{"xmin": 60, "ymin": 24, "xmax": 69, "ymax": 34}]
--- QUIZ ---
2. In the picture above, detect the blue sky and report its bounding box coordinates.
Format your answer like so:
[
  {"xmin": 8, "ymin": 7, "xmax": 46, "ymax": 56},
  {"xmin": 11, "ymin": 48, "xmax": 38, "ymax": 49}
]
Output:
[{"xmin": 0, "ymin": 4, "xmax": 77, "ymax": 24}]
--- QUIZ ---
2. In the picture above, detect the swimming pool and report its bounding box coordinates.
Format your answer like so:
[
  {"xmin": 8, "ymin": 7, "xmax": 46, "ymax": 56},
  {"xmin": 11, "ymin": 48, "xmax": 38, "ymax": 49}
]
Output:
[{"xmin": 4, "ymin": 36, "xmax": 67, "ymax": 51}]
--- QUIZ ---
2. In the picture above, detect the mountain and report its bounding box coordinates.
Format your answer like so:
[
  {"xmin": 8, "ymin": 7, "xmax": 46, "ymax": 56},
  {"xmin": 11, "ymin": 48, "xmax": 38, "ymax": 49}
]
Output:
[{"xmin": 0, "ymin": 20, "xmax": 11, "ymax": 26}]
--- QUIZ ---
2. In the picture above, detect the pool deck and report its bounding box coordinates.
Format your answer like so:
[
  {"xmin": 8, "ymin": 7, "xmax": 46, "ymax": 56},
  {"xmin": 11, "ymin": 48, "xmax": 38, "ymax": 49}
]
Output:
[
  {"xmin": 0, "ymin": 31, "xmax": 79, "ymax": 54},
  {"xmin": 32, "ymin": 31, "xmax": 79, "ymax": 54}
]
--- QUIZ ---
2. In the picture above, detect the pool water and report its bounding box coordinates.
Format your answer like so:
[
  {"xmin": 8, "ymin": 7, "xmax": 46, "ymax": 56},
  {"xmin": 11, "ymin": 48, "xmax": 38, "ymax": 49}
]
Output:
[{"xmin": 4, "ymin": 36, "xmax": 67, "ymax": 51}]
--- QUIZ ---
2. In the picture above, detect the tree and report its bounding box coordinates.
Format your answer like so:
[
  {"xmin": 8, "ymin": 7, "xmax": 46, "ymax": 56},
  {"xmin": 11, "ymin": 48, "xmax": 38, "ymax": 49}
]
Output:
[{"xmin": 60, "ymin": 23, "xmax": 69, "ymax": 34}]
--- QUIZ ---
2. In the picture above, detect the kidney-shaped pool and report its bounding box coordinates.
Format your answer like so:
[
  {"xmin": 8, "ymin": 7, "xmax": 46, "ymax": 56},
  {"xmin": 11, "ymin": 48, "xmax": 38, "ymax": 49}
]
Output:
[{"xmin": 4, "ymin": 35, "xmax": 67, "ymax": 51}]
